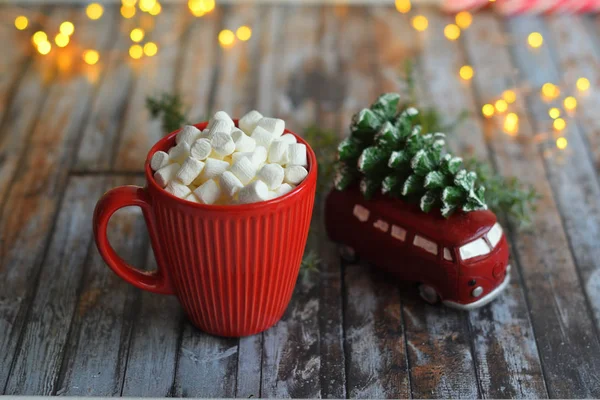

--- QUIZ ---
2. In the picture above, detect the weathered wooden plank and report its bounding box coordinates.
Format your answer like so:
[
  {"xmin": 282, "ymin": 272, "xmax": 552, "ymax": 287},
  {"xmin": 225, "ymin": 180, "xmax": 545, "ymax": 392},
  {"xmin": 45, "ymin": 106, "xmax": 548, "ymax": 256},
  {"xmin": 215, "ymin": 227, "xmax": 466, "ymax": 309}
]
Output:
[
  {"xmin": 113, "ymin": 5, "xmax": 189, "ymax": 171},
  {"xmin": 0, "ymin": 8, "xmax": 117, "ymax": 393},
  {"xmin": 416, "ymin": 10, "xmax": 547, "ymax": 399},
  {"xmin": 55, "ymin": 176, "xmax": 147, "ymax": 396},
  {"xmin": 464, "ymin": 14, "xmax": 600, "ymax": 397}
]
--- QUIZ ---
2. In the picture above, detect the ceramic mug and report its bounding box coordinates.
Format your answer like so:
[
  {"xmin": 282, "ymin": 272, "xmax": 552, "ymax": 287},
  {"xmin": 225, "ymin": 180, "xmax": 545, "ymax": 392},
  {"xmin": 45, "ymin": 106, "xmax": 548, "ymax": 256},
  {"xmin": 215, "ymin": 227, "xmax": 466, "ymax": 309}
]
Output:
[{"xmin": 93, "ymin": 121, "xmax": 317, "ymax": 337}]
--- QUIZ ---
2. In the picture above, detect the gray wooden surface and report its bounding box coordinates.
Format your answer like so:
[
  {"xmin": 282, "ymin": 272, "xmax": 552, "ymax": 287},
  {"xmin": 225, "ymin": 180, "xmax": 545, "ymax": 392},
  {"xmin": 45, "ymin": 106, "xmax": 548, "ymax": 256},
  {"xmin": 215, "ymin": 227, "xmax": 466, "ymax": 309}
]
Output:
[{"xmin": 1, "ymin": 4, "xmax": 600, "ymax": 398}]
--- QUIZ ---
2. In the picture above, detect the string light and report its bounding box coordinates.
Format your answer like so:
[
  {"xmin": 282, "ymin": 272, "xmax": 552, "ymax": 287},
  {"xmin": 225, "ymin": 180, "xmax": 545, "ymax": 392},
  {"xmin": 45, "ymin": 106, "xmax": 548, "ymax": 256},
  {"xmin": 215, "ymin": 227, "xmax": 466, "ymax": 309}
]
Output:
[
  {"xmin": 188, "ymin": 0, "xmax": 205, "ymax": 16},
  {"xmin": 395, "ymin": 0, "xmax": 411, "ymax": 13},
  {"xmin": 564, "ymin": 96, "xmax": 577, "ymax": 111},
  {"xmin": 459, "ymin": 65, "xmax": 474, "ymax": 81},
  {"xmin": 553, "ymin": 118, "xmax": 566, "ymax": 131},
  {"xmin": 139, "ymin": 0, "xmax": 157, "ymax": 12},
  {"xmin": 149, "ymin": 1, "xmax": 162, "ymax": 15},
  {"xmin": 15, "ymin": 16, "xmax": 28, "ymax": 30},
  {"xmin": 143, "ymin": 42, "xmax": 158, "ymax": 56},
  {"xmin": 130, "ymin": 28, "xmax": 145, "ymax": 43},
  {"xmin": 527, "ymin": 32, "xmax": 543, "ymax": 48},
  {"xmin": 541, "ymin": 82, "xmax": 560, "ymax": 99},
  {"xmin": 455, "ymin": 11, "xmax": 472, "ymax": 29},
  {"xmin": 502, "ymin": 90, "xmax": 516, "ymax": 104},
  {"xmin": 37, "ymin": 41, "xmax": 51, "ymax": 55},
  {"xmin": 55, "ymin": 33, "xmax": 69, "ymax": 47},
  {"xmin": 411, "ymin": 15, "xmax": 428, "ymax": 32},
  {"xmin": 129, "ymin": 44, "xmax": 143, "ymax": 59},
  {"xmin": 556, "ymin": 137, "xmax": 568, "ymax": 150},
  {"xmin": 482, "ymin": 104, "xmax": 494, "ymax": 118},
  {"xmin": 548, "ymin": 107, "xmax": 560, "ymax": 119},
  {"xmin": 219, "ymin": 29, "xmax": 235, "ymax": 48},
  {"xmin": 236, "ymin": 26, "xmax": 252, "ymax": 41},
  {"xmin": 86, "ymin": 3, "xmax": 104, "ymax": 20},
  {"xmin": 121, "ymin": 5, "xmax": 136, "ymax": 18},
  {"xmin": 576, "ymin": 77, "xmax": 590, "ymax": 92},
  {"xmin": 495, "ymin": 99, "xmax": 508, "ymax": 113},
  {"xmin": 122, "ymin": 0, "xmax": 137, "ymax": 6},
  {"xmin": 60, "ymin": 21, "xmax": 74, "ymax": 36},
  {"xmin": 504, "ymin": 112, "xmax": 519, "ymax": 136},
  {"xmin": 444, "ymin": 24, "xmax": 461, "ymax": 41},
  {"xmin": 202, "ymin": 0, "xmax": 215, "ymax": 12},
  {"xmin": 83, "ymin": 49, "xmax": 99, "ymax": 65},
  {"xmin": 32, "ymin": 31, "xmax": 48, "ymax": 46}
]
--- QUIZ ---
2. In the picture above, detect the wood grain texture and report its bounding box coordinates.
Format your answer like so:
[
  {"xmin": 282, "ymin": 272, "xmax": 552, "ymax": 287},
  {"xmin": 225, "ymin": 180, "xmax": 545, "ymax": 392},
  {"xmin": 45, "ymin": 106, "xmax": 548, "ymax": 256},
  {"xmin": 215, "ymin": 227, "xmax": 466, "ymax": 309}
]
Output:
[
  {"xmin": 0, "ymin": 8, "xmax": 117, "ymax": 393},
  {"xmin": 465, "ymin": 14, "xmax": 600, "ymax": 397},
  {"xmin": 113, "ymin": 5, "xmax": 189, "ymax": 171},
  {"xmin": 417, "ymin": 10, "xmax": 547, "ymax": 399}
]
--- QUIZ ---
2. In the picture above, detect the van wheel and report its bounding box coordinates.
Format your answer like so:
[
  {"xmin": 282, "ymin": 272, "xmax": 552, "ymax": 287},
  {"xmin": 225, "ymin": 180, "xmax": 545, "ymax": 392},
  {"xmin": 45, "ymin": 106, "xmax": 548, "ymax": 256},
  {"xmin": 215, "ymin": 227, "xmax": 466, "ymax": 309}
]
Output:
[
  {"xmin": 339, "ymin": 245, "xmax": 358, "ymax": 263},
  {"xmin": 418, "ymin": 284, "xmax": 439, "ymax": 305}
]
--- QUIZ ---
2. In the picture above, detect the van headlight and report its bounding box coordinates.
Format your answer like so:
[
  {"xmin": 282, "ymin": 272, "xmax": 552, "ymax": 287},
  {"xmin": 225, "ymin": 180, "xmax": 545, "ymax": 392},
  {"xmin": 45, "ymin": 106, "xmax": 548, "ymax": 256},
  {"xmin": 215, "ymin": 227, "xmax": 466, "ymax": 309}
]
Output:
[{"xmin": 472, "ymin": 287, "xmax": 483, "ymax": 297}]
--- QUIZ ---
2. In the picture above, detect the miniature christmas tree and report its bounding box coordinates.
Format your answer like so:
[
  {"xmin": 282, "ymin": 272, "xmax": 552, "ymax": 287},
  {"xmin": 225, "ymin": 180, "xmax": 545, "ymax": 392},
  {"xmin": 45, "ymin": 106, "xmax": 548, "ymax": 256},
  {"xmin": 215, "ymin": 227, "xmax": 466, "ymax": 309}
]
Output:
[{"xmin": 334, "ymin": 93, "xmax": 487, "ymax": 218}]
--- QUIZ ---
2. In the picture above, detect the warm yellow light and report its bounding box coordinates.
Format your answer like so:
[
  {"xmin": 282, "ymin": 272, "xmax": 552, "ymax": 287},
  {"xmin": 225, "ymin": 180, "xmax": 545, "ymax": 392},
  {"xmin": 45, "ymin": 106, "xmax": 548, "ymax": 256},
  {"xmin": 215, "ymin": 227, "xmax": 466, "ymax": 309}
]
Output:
[
  {"xmin": 482, "ymin": 104, "xmax": 495, "ymax": 118},
  {"xmin": 149, "ymin": 1, "xmax": 161, "ymax": 15},
  {"xmin": 459, "ymin": 65, "xmax": 473, "ymax": 81},
  {"xmin": 15, "ymin": 16, "xmax": 28, "ymax": 30},
  {"xmin": 444, "ymin": 24, "xmax": 461, "ymax": 41},
  {"xmin": 143, "ymin": 42, "xmax": 158, "ymax": 56},
  {"xmin": 121, "ymin": 5, "xmax": 136, "ymax": 18},
  {"xmin": 130, "ymin": 28, "xmax": 145, "ymax": 43},
  {"xmin": 541, "ymin": 82, "xmax": 560, "ymax": 99},
  {"xmin": 502, "ymin": 90, "xmax": 516, "ymax": 104},
  {"xmin": 528, "ymin": 32, "xmax": 543, "ymax": 48},
  {"xmin": 202, "ymin": 0, "xmax": 215, "ymax": 12},
  {"xmin": 129, "ymin": 44, "xmax": 143, "ymax": 59},
  {"xmin": 504, "ymin": 112, "xmax": 519, "ymax": 136},
  {"xmin": 122, "ymin": 0, "xmax": 137, "ymax": 6},
  {"xmin": 236, "ymin": 26, "xmax": 252, "ymax": 41},
  {"xmin": 548, "ymin": 107, "xmax": 561, "ymax": 119},
  {"xmin": 86, "ymin": 3, "xmax": 104, "ymax": 20},
  {"xmin": 556, "ymin": 137, "xmax": 568, "ymax": 150},
  {"xmin": 59, "ymin": 21, "xmax": 74, "ymax": 36},
  {"xmin": 37, "ymin": 41, "xmax": 51, "ymax": 55},
  {"xmin": 188, "ymin": 0, "xmax": 205, "ymax": 16},
  {"xmin": 83, "ymin": 49, "xmax": 99, "ymax": 65},
  {"xmin": 455, "ymin": 11, "xmax": 472, "ymax": 29},
  {"xmin": 495, "ymin": 99, "xmax": 508, "ymax": 113},
  {"xmin": 553, "ymin": 118, "xmax": 566, "ymax": 131},
  {"xmin": 55, "ymin": 33, "xmax": 70, "ymax": 47},
  {"xmin": 219, "ymin": 29, "xmax": 235, "ymax": 48},
  {"xmin": 564, "ymin": 96, "xmax": 577, "ymax": 111},
  {"xmin": 139, "ymin": 0, "xmax": 156, "ymax": 12},
  {"xmin": 412, "ymin": 15, "xmax": 428, "ymax": 32},
  {"xmin": 576, "ymin": 77, "xmax": 590, "ymax": 92},
  {"xmin": 395, "ymin": 0, "xmax": 411, "ymax": 13},
  {"xmin": 32, "ymin": 31, "xmax": 48, "ymax": 45}
]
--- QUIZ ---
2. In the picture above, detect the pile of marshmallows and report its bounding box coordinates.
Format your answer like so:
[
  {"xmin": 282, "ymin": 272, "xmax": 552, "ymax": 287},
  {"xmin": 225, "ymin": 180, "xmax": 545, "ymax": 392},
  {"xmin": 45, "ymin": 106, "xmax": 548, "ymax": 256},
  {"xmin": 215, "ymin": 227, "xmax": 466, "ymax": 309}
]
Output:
[{"xmin": 150, "ymin": 111, "xmax": 308, "ymax": 205}]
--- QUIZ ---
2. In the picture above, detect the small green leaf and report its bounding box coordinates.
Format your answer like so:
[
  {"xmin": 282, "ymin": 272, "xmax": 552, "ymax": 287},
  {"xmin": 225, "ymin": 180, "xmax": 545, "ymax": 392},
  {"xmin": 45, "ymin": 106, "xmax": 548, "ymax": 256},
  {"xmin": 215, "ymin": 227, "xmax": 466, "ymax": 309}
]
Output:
[
  {"xmin": 351, "ymin": 108, "xmax": 383, "ymax": 140},
  {"xmin": 382, "ymin": 175, "xmax": 401, "ymax": 195},
  {"xmin": 424, "ymin": 170, "xmax": 447, "ymax": 189},
  {"xmin": 402, "ymin": 174, "xmax": 423, "ymax": 196},
  {"xmin": 441, "ymin": 203, "xmax": 457, "ymax": 218},
  {"xmin": 454, "ymin": 169, "xmax": 477, "ymax": 192},
  {"xmin": 374, "ymin": 122, "xmax": 401, "ymax": 150},
  {"xmin": 448, "ymin": 156, "xmax": 463, "ymax": 174},
  {"xmin": 337, "ymin": 137, "xmax": 364, "ymax": 162},
  {"xmin": 358, "ymin": 146, "xmax": 388, "ymax": 174},
  {"xmin": 420, "ymin": 190, "xmax": 439, "ymax": 213},
  {"xmin": 360, "ymin": 177, "xmax": 381, "ymax": 199},
  {"xmin": 411, "ymin": 149, "xmax": 436, "ymax": 176},
  {"xmin": 371, "ymin": 93, "xmax": 401, "ymax": 120},
  {"xmin": 442, "ymin": 186, "xmax": 464, "ymax": 206},
  {"xmin": 334, "ymin": 162, "xmax": 356, "ymax": 190}
]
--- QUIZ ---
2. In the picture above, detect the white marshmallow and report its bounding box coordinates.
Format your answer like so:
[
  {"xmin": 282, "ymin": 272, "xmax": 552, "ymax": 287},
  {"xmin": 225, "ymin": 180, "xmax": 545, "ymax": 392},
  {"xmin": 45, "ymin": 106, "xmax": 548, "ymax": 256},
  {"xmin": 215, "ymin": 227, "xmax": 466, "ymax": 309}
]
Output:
[
  {"xmin": 193, "ymin": 179, "xmax": 221, "ymax": 205},
  {"xmin": 168, "ymin": 142, "xmax": 191, "ymax": 163},
  {"xmin": 185, "ymin": 193, "xmax": 201, "ymax": 203},
  {"xmin": 256, "ymin": 117, "xmax": 285, "ymax": 138},
  {"xmin": 199, "ymin": 158, "xmax": 230, "ymax": 182},
  {"xmin": 209, "ymin": 111, "xmax": 235, "ymax": 131},
  {"xmin": 279, "ymin": 133, "xmax": 297, "ymax": 145},
  {"xmin": 199, "ymin": 129, "xmax": 210, "ymax": 138},
  {"xmin": 231, "ymin": 128, "xmax": 256, "ymax": 152},
  {"xmin": 154, "ymin": 163, "xmax": 180, "ymax": 188},
  {"xmin": 249, "ymin": 146, "xmax": 268, "ymax": 167},
  {"xmin": 250, "ymin": 126, "xmax": 276, "ymax": 149},
  {"xmin": 232, "ymin": 151, "xmax": 252, "ymax": 164},
  {"xmin": 176, "ymin": 157, "xmax": 205, "ymax": 185},
  {"xmin": 238, "ymin": 180, "xmax": 270, "ymax": 204},
  {"xmin": 268, "ymin": 140, "xmax": 290, "ymax": 165},
  {"xmin": 165, "ymin": 180, "xmax": 192, "ymax": 199},
  {"xmin": 191, "ymin": 138, "xmax": 212, "ymax": 160},
  {"xmin": 150, "ymin": 151, "xmax": 169, "ymax": 171},
  {"xmin": 239, "ymin": 110, "xmax": 263, "ymax": 135},
  {"xmin": 211, "ymin": 131, "xmax": 236, "ymax": 157},
  {"xmin": 230, "ymin": 157, "xmax": 257, "ymax": 185},
  {"xmin": 275, "ymin": 183, "xmax": 295, "ymax": 196},
  {"xmin": 284, "ymin": 165, "xmax": 308, "ymax": 185},
  {"xmin": 176, "ymin": 125, "xmax": 202, "ymax": 145},
  {"xmin": 207, "ymin": 119, "xmax": 232, "ymax": 140},
  {"xmin": 266, "ymin": 191, "xmax": 278, "ymax": 200},
  {"xmin": 257, "ymin": 163, "xmax": 284, "ymax": 190},
  {"xmin": 219, "ymin": 171, "xmax": 244, "ymax": 198},
  {"xmin": 288, "ymin": 143, "xmax": 307, "ymax": 166}
]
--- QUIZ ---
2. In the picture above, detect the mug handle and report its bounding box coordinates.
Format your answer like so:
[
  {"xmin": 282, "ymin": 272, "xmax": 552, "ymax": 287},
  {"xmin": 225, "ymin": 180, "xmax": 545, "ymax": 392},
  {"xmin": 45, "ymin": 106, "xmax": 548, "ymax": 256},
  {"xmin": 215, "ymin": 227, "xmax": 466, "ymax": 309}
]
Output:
[{"xmin": 93, "ymin": 185, "xmax": 174, "ymax": 295}]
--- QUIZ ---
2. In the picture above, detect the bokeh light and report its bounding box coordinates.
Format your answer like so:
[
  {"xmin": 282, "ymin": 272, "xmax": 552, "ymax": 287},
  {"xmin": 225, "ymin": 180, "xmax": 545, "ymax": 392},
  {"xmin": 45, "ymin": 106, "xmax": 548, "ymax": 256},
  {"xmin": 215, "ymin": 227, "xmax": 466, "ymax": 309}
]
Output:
[
  {"xmin": 37, "ymin": 41, "xmax": 51, "ymax": 55},
  {"xmin": 121, "ymin": 5, "xmax": 136, "ymax": 18},
  {"xmin": 528, "ymin": 32, "xmax": 543, "ymax": 48},
  {"xmin": 32, "ymin": 31, "xmax": 47, "ymax": 45},
  {"xmin": 412, "ymin": 15, "xmax": 428, "ymax": 32},
  {"xmin": 395, "ymin": 0, "xmax": 411, "ymax": 13},
  {"xmin": 553, "ymin": 118, "xmax": 566, "ymax": 131},
  {"xmin": 83, "ymin": 49, "xmax": 100, "ymax": 65},
  {"xmin": 139, "ymin": 0, "xmax": 157, "ymax": 12},
  {"xmin": 188, "ymin": 0, "xmax": 205, "ymax": 16},
  {"xmin": 86, "ymin": 3, "xmax": 104, "ymax": 20},
  {"xmin": 576, "ymin": 77, "xmax": 590, "ymax": 92},
  {"xmin": 502, "ymin": 90, "xmax": 516, "ymax": 104},
  {"xmin": 541, "ymin": 82, "xmax": 560, "ymax": 99},
  {"xmin": 149, "ymin": 1, "xmax": 162, "ymax": 15},
  {"xmin": 236, "ymin": 26, "xmax": 252, "ymax": 41},
  {"xmin": 15, "ymin": 16, "xmax": 28, "ymax": 30},
  {"xmin": 459, "ymin": 65, "xmax": 473, "ymax": 80},
  {"xmin": 219, "ymin": 29, "xmax": 235, "ymax": 48},
  {"xmin": 556, "ymin": 137, "xmax": 568, "ymax": 150},
  {"xmin": 130, "ymin": 28, "xmax": 145, "ymax": 43},
  {"xmin": 482, "ymin": 104, "xmax": 494, "ymax": 118},
  {"xmin": 444, "ymin": 24, "xmax": 461, "ymax": 41},
  {"xmin": 60, "ymin": 21, "xmax": 74, "ymax": 36},
  {"xmin": 129, "ymin": 44, "xmax": 143, "ymax": 59},
  {"xmin": 548, "ymin": 107, "xmax": 560, "ymax": 119},
  {"xmin": 564, "ymin": 96, "xmax": 577, "ymax": 111},
  {"xmin": 495, "ymin": 99, "xmax": 508, "ymax": 113},
  {"xmin": 504, "ymin": 112, "xmax": 519, "ymax": 136},
  {"xmin": 55, "ymin": 33, "xmax": 70, "ymax": 47},
  {"xmin": 122, "ymin": 0, "xmax": 137, "ymax": 6},
  {"xmin": 144, "ymin": 42, "xmax": 158, "ymax": 56},
  {"xmin": 202, "ymin": 0, "xmax": 215, "ymax": 12},
  {"xmin": 455, "ymin": 11, "xmax": 472, "ymax": 29}
]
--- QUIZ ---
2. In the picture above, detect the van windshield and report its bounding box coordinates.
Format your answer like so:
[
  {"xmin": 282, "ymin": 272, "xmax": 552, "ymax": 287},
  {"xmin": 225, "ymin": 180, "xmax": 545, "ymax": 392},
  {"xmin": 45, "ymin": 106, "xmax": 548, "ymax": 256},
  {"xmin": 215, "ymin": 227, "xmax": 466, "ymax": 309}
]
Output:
[
  {"xmin": 459, "ymin": 238, "xmax": 490, "ymax": 261},
  {"xmin": 487, "ymin": 223, "xmax": 503, "ymax": 248}
]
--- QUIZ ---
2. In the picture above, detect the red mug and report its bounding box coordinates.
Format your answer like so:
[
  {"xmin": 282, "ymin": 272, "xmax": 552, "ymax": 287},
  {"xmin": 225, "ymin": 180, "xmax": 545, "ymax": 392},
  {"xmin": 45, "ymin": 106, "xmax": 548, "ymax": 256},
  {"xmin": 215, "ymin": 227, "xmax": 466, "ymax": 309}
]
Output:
[{"xmin": 93, "ymin": 121, "xmax": 317, "ymax": 337}]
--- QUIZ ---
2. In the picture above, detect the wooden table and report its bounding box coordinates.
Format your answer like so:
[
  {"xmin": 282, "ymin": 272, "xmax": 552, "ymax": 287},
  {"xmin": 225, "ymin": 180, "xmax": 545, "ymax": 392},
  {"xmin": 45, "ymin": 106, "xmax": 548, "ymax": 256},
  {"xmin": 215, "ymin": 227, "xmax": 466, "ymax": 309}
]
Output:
[{"xmin": 1, "ymin": 3, "xmax": 600, "ymax": 398}]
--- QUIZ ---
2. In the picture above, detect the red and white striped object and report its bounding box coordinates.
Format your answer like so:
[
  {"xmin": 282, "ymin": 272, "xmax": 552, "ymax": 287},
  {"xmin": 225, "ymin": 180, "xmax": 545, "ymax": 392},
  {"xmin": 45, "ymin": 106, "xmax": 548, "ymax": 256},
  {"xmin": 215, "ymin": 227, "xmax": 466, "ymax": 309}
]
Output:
[{"xmin": 441, "ymin": 0, "xmax": 600, "ymax": 14}]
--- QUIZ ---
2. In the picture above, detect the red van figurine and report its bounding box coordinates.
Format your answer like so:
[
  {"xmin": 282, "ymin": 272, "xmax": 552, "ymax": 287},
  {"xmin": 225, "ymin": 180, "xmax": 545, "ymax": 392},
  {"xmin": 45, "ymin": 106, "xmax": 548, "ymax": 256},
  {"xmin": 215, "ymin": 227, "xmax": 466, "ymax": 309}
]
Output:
[{"xmin": 325, "ymin": 185, "xmax": 511, "ymax": 310}]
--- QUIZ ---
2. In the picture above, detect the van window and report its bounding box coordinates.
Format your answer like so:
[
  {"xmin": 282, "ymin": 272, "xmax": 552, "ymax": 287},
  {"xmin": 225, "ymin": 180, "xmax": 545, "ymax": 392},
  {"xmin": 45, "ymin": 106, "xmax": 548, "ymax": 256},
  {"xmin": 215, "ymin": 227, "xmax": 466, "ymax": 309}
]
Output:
[
  {"xmin": 353, "ymin": 204, "xmax": 369, "ymax": 222},
  {"xmin": 373, "ymin": 219, "xmax": 389, "ymax": 232},
  {"xmin": 460, "ymin": 238, "xmax": 490, "ymax": 260},
  {"xmin": 487, "ymin": 223, "xmax": 503, "ymax": 248},
  {"xmin": 414, "ymin": 235, "xmax": 437, "ymax": 255},
  {"xmin": 391, "ymin": 225, "xmax": 406, "ymax": 241},
  {"xmin": 443, "ymin": 248, "xmax": 453, "ymax": 261}
]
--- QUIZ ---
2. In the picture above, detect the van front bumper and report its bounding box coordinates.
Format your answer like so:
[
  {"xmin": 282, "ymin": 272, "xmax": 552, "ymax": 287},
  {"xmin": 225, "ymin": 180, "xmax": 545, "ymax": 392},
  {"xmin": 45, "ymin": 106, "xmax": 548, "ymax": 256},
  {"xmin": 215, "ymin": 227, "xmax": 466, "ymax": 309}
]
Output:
[{"xmin": 442, "ymin": 269, "xmax": 511, "ymax": 311}]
